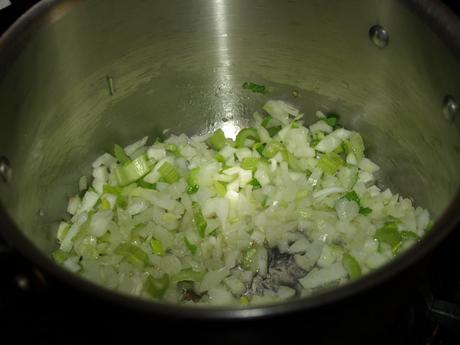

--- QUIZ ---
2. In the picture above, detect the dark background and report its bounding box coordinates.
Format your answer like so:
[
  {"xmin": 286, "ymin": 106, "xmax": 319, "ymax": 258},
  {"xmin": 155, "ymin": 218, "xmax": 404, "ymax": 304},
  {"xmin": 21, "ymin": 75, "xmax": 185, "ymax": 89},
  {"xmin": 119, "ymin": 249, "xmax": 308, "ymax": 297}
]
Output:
[{"xmin": 0, "ymin": 1, "xmax": 460, "ymax": 344}]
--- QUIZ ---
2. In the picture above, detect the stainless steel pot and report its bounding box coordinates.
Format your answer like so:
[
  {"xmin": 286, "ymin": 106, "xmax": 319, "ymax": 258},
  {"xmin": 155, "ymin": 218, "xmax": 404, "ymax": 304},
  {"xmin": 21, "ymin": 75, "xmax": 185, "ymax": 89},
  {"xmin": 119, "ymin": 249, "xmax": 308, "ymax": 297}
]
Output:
[{"xmin": 0, "ymin": 0, "xmax": 460, "ymax": 320}]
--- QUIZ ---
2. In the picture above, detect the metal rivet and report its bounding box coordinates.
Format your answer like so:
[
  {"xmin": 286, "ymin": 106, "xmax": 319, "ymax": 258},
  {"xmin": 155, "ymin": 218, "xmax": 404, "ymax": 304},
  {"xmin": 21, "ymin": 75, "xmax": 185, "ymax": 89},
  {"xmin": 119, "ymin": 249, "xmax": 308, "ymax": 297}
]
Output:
[
  {"xmin": 443, "ymin": 95, "xmax": 458, "ymax": 122},
  {"xmin": 15, "ymin": 275, "xmax": 30, "ymax": 291},
  {"xmin": 0, "ymin": 156, "xmax": 12, "ymax": 183},
  {"xmin": 369, "ymin": 25, "xmax": 389, "ymax": 48}
]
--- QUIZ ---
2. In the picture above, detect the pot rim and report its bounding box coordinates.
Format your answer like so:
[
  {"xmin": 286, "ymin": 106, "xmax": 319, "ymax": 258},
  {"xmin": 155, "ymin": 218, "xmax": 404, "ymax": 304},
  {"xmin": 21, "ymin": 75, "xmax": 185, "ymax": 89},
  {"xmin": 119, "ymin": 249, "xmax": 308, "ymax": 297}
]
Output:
[{"xmin": 0, "ymin": 0, "xmax": 460, "ymax": 320}]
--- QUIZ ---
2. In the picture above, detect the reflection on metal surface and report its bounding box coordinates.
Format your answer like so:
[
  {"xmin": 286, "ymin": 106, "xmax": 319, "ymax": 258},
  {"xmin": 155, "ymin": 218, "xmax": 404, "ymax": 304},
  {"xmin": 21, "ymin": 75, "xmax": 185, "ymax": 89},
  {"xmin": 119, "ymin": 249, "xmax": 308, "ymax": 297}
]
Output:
[
  {"xmin": 221, "ymin": 120, "xmax": 240, "ymax": 140},
  {"xmin": 0, "ymin": 156, "xmax": 11, "ymax": 183},
  {"xmin": 443, "ymin": 95, "xmax": 458, "ymax": 122},
  {"xmin": 44, "ymin": 0, "xmax": 80, "ymax": 24},
  {"xmin": 213, "ymin": 0, "xmax": 236, "ymax": 127},
  {"xmin": 106, "ymin": 75, "xmax": 115, "ymax": 96}
]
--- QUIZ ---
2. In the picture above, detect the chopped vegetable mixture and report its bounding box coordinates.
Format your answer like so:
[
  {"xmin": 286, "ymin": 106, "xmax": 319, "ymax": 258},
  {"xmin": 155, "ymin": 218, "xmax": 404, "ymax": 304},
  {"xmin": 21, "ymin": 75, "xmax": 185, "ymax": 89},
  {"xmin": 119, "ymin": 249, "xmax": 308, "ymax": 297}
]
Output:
[{"xmin": 53, "ymin": 100, "xmax": 431, "ymax": 306}]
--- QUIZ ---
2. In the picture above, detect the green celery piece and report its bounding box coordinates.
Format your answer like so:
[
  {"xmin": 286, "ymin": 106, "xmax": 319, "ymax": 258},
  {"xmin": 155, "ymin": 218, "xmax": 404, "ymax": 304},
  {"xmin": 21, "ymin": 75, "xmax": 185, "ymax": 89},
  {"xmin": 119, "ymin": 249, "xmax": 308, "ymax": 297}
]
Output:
[
  {"xmin": 99, "ymin": 232, "xmax": 111, "ymax": 243},
  {"xmin": 400, "ymin": 230, "xmax": 420, "ymax": 241},
  {"xmin": 138, "ymin": 180, "xmax": 156, "ymax": 189},
  {"xmin": 242, "ymin": 247, "xmax": 257, "ymax": 271},
  {"xmin": 115, "ymin": 155, "xmax": 151, "ymax": 186},
  {"xmin": 342, "ymin": 253, "xmax": 362, "ymax": 279},
  {"xmin": 184, "ymin": 236, "xmax": 198, "ymax": 255},
  {"xmin": 240, "ymin": 157, "xmax": 259, "ymax": 171},
  {"xmin": 267, "ymin": 126, "xmax": 282, "ymax": 137},
  {"xmin": 240, "ymin": 296, "xmax": 250, "ymax": 306},
  {"xmin": 144, "ymin": 274, "xmax": 169, "ymax": 299},
  {"xmin": 317, "ymin": 152, "xmax": 344, "ymax": 175},
  {"xmin": 187, "ymin": 167, "xmax": 200, "ymax": 194},
  {"xmin": 158, "ymin": 161, "xmax": 180, "ymax": 184},
  {"xmin": 187, "ymin": 184, "xmax": 199, "ymax": 194},
  {"xmin": 209, "ymin": 129, "xmax": 227, "ymax": 151},
  {"xmin": 344, "ymin": 191, "xmax": 361, "ymax": 205},
  {"xmin": 52, "ymin": 249, "xmax": 69, "ymax": 264},
  {"xmin": 192, "ymin": 201, "xmax": 207, "ymax": 238},
  {"xmin": 215, "ymin": 153, "xmax": 226, "ymax": 163},
  {"xmin": 322, "ymin": 114, "xmax": 340, "ymax": 128},
  {"xmin": 310, "ymin": 137, "xmax": 321, "ymax": 148},
  {"xmin": 101, "ymin": 198, "xmax": 111, "ymax": 210},
  {"xmin": 114, "ymin": 243, "xmax": 149, "ymax": 266},
  {"xmin": 172, "ymin": 268, "xmax": 205, "ymax": 284},
  {"xmin": 213, "ymin": 181, "xmax": 227, "ymax": 197},
  {"xmin": 235, "ymin": 128, "xmax": 259, "ymax": 148},
  {"xmin": 349, "ymin": 132, "xmax": 365, "ymax": 162},
  {"xmin": 164, "ymin": 143, "xmax": 177, "ymax": 152},
  {"xmin": 384, "ymin": 215, "xmax": 401, "ymax": 225},
  {"xmin": 374, "ymin": 224, "xmax": 402, "ymax": 254},
  {"xmin": 262, "ymin": 141, "xmax": 285, "ymax": 159},
  {"xmin": 242, "ymin": 81, "xmax": 266, "ymax": 94},
  {"xmin": 249, "ymin": 178, "xmax": 262, "ymax": 190},
  {"xmin": 150, "ymin": 239, "xmax": 165, "ymax": 256},
  {"xmin": 359, "ymin": 207, "xmax": 372, "ymax": 216},
  {"xmin": 114, "ymin": 144, "xmax": 131, "ymax": 165},
  {"xmin": 261, "ymin": 116, "xmax": 272, "ymax": 128},
  {"xmin": 252, "ymin": 142, "xmax": 265, "ymax": 156}
]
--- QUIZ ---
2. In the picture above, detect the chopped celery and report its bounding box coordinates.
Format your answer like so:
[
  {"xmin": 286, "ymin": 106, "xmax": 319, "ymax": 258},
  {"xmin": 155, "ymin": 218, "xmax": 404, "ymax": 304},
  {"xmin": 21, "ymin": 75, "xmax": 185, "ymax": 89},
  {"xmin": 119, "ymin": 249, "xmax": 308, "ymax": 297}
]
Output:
[
  {"xmin": 322, "ymin": 114, "xmax": 340, "ymax": 128},
  {"xmin": 349, "ymin": 132, "xmax": 364, "ymax": 162},
  {"xmin": 101, "ymin": 198, "xmax": 111, "ymax": 210},
  {"xmin": 213, "ymin": 181, "xmax": 227, "ymax": 197},
  {"xmin": 187, "ymin": 167, "xmax": 200, "ymax": 194},
  {"xmin": 374, "ymin": 223, "xmax": 402, "ymax": 254},
  {"xmin": 158, "ymin": 161, "xmax": 180, "ymax": 184},
  {"xmin": 240, "ymin": 296, "xmax": 250, "ymax": 306},
  {"xmin": 52, "ymin": 249, "xmax": 70, "ymax": 264},
  {"xmin": 235, "ymin": 128, "xmax": 259, "ymax": 148},
  {"xmin": 262, "ymin": 141, "xmax": 285, "ymax": 158},
  {"xmin": 173, "ymin": 268, "xmax": 205, "ymax": 283},
  {"xmin": 249, "ymin": 178, "xmax": 262, "ymax": 190},
  {"xmin": 317, "ymin": 152, "xmax": 344, "ymax": 175},
  {"xmin": 344, "ymin": 191, "xmax": 360, "ymax": 204},
  {"xmin": 114, "ymin": 243, "xmax": 149, "ymax": 266},
  {"xmin": 164, "ymin": 143, "xmax": 177, "ymax": 153},
  {"xmin": 192, "ymin": 202, "xmax": 207, "ymax": 238},
  {"xmin": 138, "ymin": 180, "xmax": 156, "ymax": 189},
  {"xmin": 184, "ymin": 236, "xmax": 198, "ymax": 255},
  {"xmin": 401, "ymin": 230, "xmax": 420, "ymax": 241},
  {"xmin": 241, "ymin": 81, "xmax": 267, "ymax": 93},
  {"xmin": 261, "ymin": 116, "xmax": 272, "ymax": 128},
  {"xmin": 267, "ymin": 125, "xmax": 282, "ymax": 137},
  {"xmin": 144, "ymin": 274, "xmax": 169, "ymax": 298},
  {"xmin": 114, "ymin": 144, "xmax": 131, "ymax": 165},
  {"xmin": 209, "ymin": 129, "xmax": 227, "ymax": 151},
  {"xmin": 215, "ymin": 153, "xmax": 226, "ymax": 163},
  {"xmin": 252, "ymin": 142, "xmax": 265, "ymax": 156},
  {"xmin": 242, "ymin": 81, "xmax": 266, "ymax": 94},
  {"xmin": 242, "ymin": 247, "xmax": 257, "ymax": 270},
  {"xmin": 359, "ymin": 207, "xmax": 372, "ymax": 215},
  {"xmin": 115, "ymin": 155, "xmax": 151, "ymax": 186},
  {"xmin": 343, "ymin": 191, "xmax": 371, "ymax": 215},
  {"xmin": 240, "ymin": 157, "xmax": 259, "ymax": 171},
  {"xmin": 342, "ymin": 253, "xmax": 362, "ymax": 279},
  {"xmin": 150, "ymin": 239, "xmax": 165, "ymax": 256},
  {"xmin": 310, "ymin": 137, "xmax": 321, "ymax": 147}
]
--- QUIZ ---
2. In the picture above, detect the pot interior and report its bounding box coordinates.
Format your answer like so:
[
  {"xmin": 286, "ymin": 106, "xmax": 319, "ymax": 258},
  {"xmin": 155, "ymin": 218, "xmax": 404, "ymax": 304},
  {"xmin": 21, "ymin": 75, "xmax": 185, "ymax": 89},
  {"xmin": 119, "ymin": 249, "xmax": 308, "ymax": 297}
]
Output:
[{"xmin": 0, "ymin": 0, "xmax": 459, "ymax": 302}]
